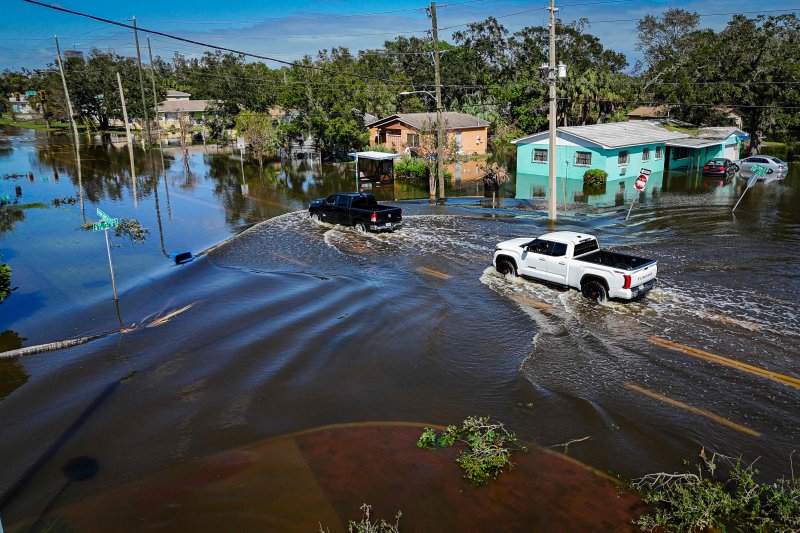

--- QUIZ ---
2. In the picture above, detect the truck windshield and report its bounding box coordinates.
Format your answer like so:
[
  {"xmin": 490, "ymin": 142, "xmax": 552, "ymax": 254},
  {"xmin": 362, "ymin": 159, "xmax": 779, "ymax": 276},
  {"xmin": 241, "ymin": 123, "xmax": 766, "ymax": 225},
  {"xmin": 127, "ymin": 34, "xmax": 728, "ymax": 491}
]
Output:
[
  {"xmin": 352, "ymin": 196, "xmax": 378, "ymax": 208},
  {"xmin": 573, "ymin": 239, "xmax": 599, "ymax": 256}
]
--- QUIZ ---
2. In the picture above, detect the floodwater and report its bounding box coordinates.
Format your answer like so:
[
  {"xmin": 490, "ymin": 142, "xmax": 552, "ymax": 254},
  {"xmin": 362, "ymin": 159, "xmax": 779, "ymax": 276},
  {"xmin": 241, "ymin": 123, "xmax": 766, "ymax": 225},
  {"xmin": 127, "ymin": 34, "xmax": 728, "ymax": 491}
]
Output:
[{"xmin": 1, "ymin": 126, "xmax": 799, "ymax": 531}]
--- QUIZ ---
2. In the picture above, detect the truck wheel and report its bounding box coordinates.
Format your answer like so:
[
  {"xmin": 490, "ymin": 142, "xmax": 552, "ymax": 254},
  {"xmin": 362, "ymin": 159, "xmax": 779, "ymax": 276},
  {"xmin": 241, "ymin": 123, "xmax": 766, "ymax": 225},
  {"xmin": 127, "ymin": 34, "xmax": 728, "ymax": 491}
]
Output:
[
  {"xmin": 310, "ymin": 213, "xmax": 320, "ymax": 223},
  {"xmin": 581, "ymin": 280, "xmax": 607, "ymax": 303},
  {"xmin": 496, "ymin": 258, "xmax": 517, "ymax": 277},
  {"xmin": 354, "ymin": 221, "xmax": 366, "ymax": 233}
]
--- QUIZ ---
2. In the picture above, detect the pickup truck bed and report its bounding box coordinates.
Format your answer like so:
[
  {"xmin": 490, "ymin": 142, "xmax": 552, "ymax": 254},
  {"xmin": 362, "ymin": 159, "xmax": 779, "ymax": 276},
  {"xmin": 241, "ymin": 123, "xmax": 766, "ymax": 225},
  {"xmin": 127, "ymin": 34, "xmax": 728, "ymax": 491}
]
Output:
[{"xmin": 575, "ymin": 250, "xmax": 655, "ymax": 270}]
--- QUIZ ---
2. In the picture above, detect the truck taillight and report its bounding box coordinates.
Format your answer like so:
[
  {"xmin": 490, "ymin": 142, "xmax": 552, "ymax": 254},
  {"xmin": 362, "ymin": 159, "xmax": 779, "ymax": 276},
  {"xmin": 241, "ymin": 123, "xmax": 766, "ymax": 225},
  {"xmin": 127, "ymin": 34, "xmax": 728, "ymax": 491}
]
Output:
[
  {"xmin": 399, "ymin": 208, "xmax": 402, "ymax": 217},
  {"xmin": 703, "ymin": 165, "xmax": 709, "ymax": 170},
  {"xmin": 370, "ymin": 213, "xmax": 377, "ymax": 223},
  {"xmin": 623, "ymin": 274, "xmax": 632, "ymax": 289}
]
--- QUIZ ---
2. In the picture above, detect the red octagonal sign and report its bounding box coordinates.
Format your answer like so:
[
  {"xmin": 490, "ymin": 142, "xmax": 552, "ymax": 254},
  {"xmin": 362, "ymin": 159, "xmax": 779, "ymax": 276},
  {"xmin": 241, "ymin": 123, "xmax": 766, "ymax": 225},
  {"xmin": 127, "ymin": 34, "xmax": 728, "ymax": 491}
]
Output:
[{"xmin": 634, "ymin": 174, "xmax": 648, "ymax": 191}]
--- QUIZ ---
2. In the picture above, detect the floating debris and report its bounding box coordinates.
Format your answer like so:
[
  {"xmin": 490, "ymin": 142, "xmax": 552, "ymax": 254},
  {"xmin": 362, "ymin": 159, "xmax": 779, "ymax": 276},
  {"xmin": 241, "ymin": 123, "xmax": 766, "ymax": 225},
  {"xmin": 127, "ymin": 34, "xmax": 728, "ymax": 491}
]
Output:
[{"xmin": 52, "ymin": 197, "xmax": 77, "ymax": 207}]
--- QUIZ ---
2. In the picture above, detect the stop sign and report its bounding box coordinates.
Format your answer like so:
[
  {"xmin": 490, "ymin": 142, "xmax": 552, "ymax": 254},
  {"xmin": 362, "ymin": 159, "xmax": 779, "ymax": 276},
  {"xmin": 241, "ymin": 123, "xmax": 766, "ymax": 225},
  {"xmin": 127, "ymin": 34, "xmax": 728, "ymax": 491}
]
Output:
[{"xmin": 634, "ymin": 174, "xmax": 648, "ymax": 191}]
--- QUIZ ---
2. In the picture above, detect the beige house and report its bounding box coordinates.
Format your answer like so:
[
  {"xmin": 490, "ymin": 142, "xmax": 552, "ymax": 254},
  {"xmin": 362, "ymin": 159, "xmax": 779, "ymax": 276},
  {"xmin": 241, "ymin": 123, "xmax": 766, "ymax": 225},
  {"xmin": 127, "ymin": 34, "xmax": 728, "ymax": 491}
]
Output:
[
  {"xmin": 367, "ymin": 112, "xmax": 490, "ymax": 155},
  {"xmin": 157, "ymin": 90, "xmax": 215, "ymax": 126}
]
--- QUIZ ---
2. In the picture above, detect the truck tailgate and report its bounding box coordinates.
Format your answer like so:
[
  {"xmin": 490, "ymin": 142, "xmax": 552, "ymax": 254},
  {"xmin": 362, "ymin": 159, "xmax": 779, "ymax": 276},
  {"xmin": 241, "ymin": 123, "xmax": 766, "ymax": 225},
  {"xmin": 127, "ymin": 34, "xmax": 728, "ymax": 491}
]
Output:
[{"xmin": 630, "ymin": 262, "xmax": 657, "ymax": 287}]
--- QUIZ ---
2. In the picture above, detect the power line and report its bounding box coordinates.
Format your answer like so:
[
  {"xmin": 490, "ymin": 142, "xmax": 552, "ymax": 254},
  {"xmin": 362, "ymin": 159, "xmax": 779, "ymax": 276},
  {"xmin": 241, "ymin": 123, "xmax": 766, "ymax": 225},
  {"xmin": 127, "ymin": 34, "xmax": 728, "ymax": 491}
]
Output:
[{"xmin": 22, "ymin": 0, "xmax": 412, "ymax": 86}]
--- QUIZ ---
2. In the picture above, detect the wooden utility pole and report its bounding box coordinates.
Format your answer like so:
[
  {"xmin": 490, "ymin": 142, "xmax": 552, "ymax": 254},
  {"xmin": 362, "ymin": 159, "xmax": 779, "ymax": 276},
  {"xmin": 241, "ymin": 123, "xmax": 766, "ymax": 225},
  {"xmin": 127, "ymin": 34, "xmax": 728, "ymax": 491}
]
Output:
[
  {"xmin": 54, "ymin": 35, "xmax": 84, "ymax": 217},
  {"xmin": 548, "ymin": 0, "xmax": 558, "ymax": 222},
  {"xmin": 146, "ymin": 37, "xmax": 161, "ymax": 146},
  {"xmin": 430, "ymin": 2, "xmax": 445, "ymax": 202},
  {"xmin": 132, "ymin": 17, "xmax": 151, "ymax": 146},
  {"xmin": 117, "ymin": 72, "xmax": 138, "ymax": 208}
]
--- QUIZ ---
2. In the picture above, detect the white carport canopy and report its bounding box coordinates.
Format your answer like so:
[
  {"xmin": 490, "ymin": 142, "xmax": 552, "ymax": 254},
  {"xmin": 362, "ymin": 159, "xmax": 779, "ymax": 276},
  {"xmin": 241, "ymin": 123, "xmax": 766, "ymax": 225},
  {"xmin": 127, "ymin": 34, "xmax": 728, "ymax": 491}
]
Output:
[{"xmin": 354, "ymin": 151, "xmax": 402, "ymax": 160}]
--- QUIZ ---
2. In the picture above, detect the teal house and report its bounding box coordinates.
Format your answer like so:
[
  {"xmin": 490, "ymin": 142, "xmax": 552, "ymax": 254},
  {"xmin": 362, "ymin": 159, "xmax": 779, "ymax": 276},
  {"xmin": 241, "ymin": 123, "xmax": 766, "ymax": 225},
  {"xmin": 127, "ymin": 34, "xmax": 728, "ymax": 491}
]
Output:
[{"xmin": 513, "ymin": 121, "xmax": 745, "ymax": 182}]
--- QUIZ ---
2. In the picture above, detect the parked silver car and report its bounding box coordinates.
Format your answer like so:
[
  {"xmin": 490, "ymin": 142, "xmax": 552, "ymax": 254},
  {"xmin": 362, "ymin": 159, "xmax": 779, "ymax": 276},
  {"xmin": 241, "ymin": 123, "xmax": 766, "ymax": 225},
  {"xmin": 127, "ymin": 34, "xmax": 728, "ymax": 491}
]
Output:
[{"xmin": 734, "ymin": 155, "xmax": 788, "ymax": 178}]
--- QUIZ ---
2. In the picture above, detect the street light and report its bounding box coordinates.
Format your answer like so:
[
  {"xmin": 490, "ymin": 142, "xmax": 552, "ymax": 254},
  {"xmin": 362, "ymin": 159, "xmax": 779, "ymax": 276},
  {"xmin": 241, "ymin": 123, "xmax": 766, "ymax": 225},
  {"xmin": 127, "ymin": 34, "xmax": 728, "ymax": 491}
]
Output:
[{"xmin": 398, "ymin": 90, "xmax": 445, "ymax": 202}]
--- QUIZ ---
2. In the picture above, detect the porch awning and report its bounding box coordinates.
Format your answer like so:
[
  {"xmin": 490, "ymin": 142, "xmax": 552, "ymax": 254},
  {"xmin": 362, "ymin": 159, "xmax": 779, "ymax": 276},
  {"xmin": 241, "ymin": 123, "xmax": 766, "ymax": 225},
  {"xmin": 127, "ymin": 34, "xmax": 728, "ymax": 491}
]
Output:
[{"xmin": 665, "ymin": 138, "xmax": 723, "ymax": 149}]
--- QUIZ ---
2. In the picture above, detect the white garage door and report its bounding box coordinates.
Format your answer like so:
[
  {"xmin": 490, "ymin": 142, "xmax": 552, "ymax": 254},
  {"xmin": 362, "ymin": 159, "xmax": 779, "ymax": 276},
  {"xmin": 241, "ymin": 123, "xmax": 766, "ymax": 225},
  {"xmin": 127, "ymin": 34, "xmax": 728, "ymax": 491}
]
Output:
[{"xmin": 724, "ymin": 143, "xmax": 737, "ymax": 159}]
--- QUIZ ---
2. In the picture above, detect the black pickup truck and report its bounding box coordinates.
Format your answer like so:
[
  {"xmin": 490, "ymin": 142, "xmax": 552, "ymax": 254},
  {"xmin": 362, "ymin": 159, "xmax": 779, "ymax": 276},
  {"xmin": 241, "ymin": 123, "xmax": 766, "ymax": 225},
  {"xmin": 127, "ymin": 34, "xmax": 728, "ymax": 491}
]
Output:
[{"xmin": 309, "ymin": 193, "xmax": 403, "ymax": 232}]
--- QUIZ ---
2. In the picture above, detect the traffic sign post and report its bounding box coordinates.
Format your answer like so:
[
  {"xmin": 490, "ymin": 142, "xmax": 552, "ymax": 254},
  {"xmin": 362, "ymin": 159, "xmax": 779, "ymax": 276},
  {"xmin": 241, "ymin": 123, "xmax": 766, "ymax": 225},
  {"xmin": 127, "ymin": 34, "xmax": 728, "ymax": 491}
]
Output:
[
  {"xmin": 93, "ymin": 208, "xmax": 120, "ymax": 301},
  {"xmin": 626, "ymin": 169, "xmax": 650, "ymax": 221},
  {"xmin": 732, "ymin": 172, "xmax": 760, "ymax": 213}
]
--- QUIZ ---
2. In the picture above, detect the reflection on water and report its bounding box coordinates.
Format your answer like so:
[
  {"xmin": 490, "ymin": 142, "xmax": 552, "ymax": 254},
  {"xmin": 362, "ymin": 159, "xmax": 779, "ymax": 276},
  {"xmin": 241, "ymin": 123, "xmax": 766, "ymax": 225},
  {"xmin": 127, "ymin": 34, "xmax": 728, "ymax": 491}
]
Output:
[{"xmin": 0, "ymin": 330, "xmax": 27, "ymax": 400}]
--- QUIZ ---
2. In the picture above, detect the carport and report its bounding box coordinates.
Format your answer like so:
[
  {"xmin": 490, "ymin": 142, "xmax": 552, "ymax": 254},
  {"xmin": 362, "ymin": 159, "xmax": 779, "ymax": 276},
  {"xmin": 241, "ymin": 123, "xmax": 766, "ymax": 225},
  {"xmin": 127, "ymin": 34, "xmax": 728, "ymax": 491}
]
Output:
[{"xmin": 353, "ymin": 151, "xmax": 401, "ymax": 190}]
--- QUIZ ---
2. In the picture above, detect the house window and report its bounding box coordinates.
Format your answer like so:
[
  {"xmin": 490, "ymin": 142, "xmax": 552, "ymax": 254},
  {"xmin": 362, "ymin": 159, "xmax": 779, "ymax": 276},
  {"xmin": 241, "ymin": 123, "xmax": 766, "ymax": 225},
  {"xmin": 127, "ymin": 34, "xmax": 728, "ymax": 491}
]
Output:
[
  {"xmin": 476, "ymin": 134, "xmax": 482, "ymax": 144},
  {"xmin": 533, "ymin": 149, "xmax": 548, "ymax": 163},
  {"xmin": 407, "ymin": 133, "xmax": 419, "ymax": 147},
  {"xmin": 574, "ymin": 151, "xmax": 592, "ymax": 166},
  {"xmin": 618, "ymin": 150, "xmax": 629, "ymax": 165},
  {"xmin": 385, "ymin": 129, "xmax": 401, "ymax": 136},
  {"xmin": 655, "ymin": 146, "xmax": 663, "ymax": 160},
  {"xmin": 642, "ymin": 148, "xmax": 651, "ymax": 162}
]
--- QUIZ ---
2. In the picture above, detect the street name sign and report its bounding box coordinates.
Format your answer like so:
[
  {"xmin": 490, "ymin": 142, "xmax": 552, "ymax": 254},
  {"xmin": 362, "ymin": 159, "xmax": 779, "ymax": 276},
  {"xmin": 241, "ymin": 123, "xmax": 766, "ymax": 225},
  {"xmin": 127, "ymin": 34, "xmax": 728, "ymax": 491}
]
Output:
[
  {"xmin": 751, "ymin": 164, "xmax": 768, "ymax": 178},
  {"xmin": 96, "ymin": 208, "xmax": 114, "ymax": 222},
  {"xmin": 93, "ymin": 219, "xmax": 119, "ymax": 232}
]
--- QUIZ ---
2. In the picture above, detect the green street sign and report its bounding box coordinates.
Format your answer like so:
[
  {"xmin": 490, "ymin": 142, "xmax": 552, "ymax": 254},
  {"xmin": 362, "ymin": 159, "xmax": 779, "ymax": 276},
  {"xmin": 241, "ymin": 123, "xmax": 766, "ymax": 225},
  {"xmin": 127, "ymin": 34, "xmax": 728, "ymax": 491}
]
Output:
[
  {"xmin": 25, "ymin": 90, "xmax": 37, "ymax": 96},
  {"xmin": 751, "ymin": 164, "xmax": 768, "ymax": 178},
  {"xmin": 96, "ymin": 208, "xmax": 114, "ymax": 223},
  {"xmin": 93, "ymin": 219, "xmax": 119, "ymax": 232}
]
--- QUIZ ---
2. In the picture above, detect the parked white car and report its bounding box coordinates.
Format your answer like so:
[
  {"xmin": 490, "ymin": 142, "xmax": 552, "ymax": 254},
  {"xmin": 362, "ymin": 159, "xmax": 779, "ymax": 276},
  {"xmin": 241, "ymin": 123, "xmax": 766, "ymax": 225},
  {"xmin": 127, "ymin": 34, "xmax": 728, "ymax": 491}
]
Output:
[
  {"xmin": 493, "ymin": 231, "xmax": 657, "ymax": 302},
  {"xmin": 734, "ymin": 155, "xmax": 788, "ymax": 177}
]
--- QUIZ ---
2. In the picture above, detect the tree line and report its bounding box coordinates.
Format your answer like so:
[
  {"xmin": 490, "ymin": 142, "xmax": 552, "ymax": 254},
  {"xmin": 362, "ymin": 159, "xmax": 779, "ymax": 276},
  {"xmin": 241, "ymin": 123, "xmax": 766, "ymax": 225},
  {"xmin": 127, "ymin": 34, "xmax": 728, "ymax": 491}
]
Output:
[{"xmin": 1, "ymin": 9, "xmax": 798, "ymax": 156}]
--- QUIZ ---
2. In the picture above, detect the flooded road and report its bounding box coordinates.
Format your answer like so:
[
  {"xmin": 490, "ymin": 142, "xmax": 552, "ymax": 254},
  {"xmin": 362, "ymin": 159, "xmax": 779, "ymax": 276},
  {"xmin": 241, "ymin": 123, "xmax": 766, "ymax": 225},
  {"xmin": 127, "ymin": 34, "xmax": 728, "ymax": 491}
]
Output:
[{"xmin": 1, "ymin": 126, "xmax": 799, "ymax": 531}]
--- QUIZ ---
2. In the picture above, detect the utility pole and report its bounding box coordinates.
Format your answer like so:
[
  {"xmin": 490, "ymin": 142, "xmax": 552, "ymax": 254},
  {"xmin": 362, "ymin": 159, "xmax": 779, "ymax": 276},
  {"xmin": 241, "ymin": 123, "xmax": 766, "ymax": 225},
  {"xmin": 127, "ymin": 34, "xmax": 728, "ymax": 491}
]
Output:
[
  {"xmin": 146, "ymin": 37, "xmax": 161, "ymax": 147},
  {"xmin": 117, "ymin": 72, "xmax": 138, "ymax": 208},
  {"xmin": 430, "ymin": 1, "xmax": 445, "ymax": 202},
  {"xmin": 548, "ymin": 0, "xmax": 558, "ymax": 222},
  {"xmin": 132, "ymin": 17, "xmax": 151, "ymax": 147},
  {"xmin": 54, "ymin": 35, "xmax": 84, "ymax": 217}
]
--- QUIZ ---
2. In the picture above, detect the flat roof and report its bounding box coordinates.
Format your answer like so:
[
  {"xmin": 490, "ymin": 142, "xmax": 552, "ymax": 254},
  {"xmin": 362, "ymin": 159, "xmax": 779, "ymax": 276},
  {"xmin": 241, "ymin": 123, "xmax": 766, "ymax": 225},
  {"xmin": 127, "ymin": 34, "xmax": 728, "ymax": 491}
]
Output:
[{"xmin": 354, "ymin": 151, "xmax": 402, "ymax": 160}]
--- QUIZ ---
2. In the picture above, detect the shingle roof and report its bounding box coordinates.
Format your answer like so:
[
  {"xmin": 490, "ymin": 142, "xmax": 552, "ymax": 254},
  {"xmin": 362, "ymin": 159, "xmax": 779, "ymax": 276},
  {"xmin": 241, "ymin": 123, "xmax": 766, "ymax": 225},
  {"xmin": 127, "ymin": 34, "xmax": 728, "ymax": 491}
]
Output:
[
  {"xmin": 166, "ymin": 90, "xmax": 191, "ymax": 97},
  {"xmin": 157, "ymin": 99, "xmax": 214, "ymax": 113},
  {"xmin": 367, "ymin": 112, "xmax": 490, "ymax": 130},
  {"xmin": 512, "ymin": 121, "xmax": 689, "ymax": 149},
  {"xmin": 627, "ymin": 105, "xmax": 670, "ymax": 118}
]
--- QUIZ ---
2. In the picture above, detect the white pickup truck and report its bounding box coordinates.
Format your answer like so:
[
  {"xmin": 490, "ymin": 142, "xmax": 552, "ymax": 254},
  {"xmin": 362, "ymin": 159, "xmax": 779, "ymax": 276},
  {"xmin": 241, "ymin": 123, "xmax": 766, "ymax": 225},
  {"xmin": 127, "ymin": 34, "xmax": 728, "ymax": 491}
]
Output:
[{"xmin": 493, "ymin": 231, "xmax": 657, "ymax": 302}]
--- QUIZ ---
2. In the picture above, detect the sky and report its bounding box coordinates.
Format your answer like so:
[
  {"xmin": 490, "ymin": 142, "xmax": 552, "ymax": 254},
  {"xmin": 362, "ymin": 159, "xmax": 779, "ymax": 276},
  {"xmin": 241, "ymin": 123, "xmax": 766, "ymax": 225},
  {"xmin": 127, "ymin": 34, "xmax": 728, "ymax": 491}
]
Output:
[{"xmin": 1, "ymin": 0, "xmax": 799, "ymax": 74}]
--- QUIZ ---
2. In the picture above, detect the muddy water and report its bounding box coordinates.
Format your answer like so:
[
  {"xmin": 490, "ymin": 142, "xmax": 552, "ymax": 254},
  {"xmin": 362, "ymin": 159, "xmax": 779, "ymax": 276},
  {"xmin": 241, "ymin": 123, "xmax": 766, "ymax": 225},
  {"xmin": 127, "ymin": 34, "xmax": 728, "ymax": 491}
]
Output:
[{"xmin": 0, "ymin": 127, "xmax": 799, "ymax": 530}]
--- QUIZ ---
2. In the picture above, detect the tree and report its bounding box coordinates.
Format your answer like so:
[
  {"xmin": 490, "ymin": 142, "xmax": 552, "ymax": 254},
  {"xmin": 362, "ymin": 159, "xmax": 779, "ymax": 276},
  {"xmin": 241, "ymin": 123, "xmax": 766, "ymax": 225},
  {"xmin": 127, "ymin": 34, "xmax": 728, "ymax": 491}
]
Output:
[
  {"xmin": 413, "ymin": 118, "xmax": 457, "ymax": 200},
  {"xmin": 235, "ymin": 111, "xmax": 278, "ymax": 172}
]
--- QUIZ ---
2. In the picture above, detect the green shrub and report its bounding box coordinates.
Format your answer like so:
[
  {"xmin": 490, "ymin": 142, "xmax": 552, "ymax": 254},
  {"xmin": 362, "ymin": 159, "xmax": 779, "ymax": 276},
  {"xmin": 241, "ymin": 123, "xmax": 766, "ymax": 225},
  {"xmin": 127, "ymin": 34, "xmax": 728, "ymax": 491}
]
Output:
[
  {"xmin": 394, "ymin": 156, "xmax": 429, "ymax": 181},
  {"xmin": 583, "ymin": 168, "xmax": 608, "ymax": 187}
]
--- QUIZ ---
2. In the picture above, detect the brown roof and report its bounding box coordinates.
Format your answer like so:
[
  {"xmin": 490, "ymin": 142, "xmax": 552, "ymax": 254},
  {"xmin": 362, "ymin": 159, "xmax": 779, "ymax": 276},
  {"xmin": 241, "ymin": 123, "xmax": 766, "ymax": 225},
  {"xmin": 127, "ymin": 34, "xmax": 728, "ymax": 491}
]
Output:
[
  {"xmin": 367, "ymin": 112, "xmax": 490, "ymax": 131},
  {"xmin": 157, "ymin": 99, "xmax": 214, "ymax": 113},
  {"xmin": 627, "ymin": 105, "xmax": 671, "ymax": 118}
]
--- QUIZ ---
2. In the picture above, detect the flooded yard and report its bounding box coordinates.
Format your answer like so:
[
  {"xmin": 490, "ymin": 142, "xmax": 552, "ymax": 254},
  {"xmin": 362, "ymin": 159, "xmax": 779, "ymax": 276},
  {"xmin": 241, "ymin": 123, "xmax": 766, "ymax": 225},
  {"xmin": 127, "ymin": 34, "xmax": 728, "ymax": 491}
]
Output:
[{"xmin": 1, "ymin": 126, "xmax": 798, "ymax": 531}]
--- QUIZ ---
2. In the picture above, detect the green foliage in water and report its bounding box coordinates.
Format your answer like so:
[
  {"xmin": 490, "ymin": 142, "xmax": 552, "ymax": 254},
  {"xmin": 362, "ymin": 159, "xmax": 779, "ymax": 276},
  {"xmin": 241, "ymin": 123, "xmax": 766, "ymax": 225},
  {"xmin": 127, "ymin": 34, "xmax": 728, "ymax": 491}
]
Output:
[
  {"xmin": 633, "ymin": 451, "xmax": 800, "ymax": 532},
  {"xmin": 115, "ymin": 218, "xmax": 150, "ymax": 243},
  {"xmin": 416, "ymin": 416, "xmax": 527, "ymax": 486},
  {"xmin": 394, "ymin": 156, "xmax": 429, "ymax": 181},
  {"xmin": 583, "ymin": 168, "xmax": 608, "ymax": 187},
  {"xmin": 0, "ymin": 255, "xmax": 11, "ymax": 303}
]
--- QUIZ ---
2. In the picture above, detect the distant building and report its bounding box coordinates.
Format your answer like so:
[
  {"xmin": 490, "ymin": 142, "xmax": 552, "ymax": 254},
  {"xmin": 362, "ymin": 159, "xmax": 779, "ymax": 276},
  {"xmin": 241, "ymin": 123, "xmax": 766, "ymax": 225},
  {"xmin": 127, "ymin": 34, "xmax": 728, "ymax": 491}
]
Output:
[
  {"xmin": 6, "ymin": 92, "xmax": 42, "ymax": 121},
  {"xmin": 366, "ymin": 112, "xmax": 490, "ymax": 155},
  {"xmin": 628, "ymin": 105, "xmax": 744, "ymax": 128},
  {"xmin": 513, "ymin": 120, "xmax": 745, "ymax": 182},
  {"xmin": 63, "ymin": 50, "xmax": 84, "ymax": 61},
  {"xmin": 157, "ymin": 90, "xmax": 215, "ymax": 126}
]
